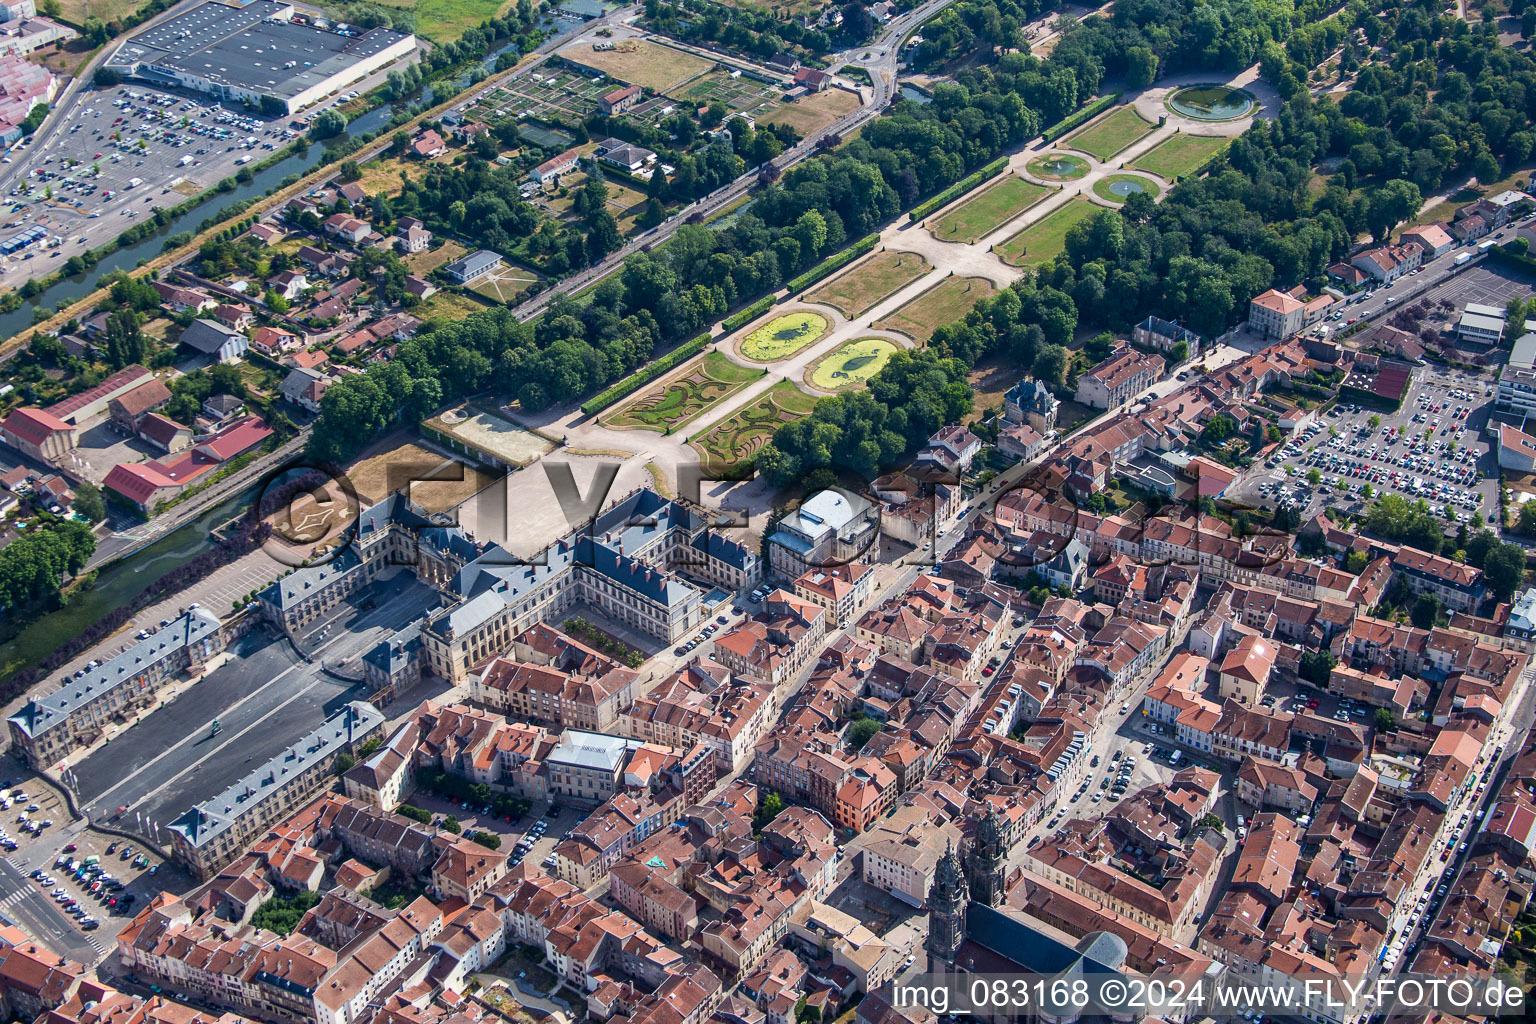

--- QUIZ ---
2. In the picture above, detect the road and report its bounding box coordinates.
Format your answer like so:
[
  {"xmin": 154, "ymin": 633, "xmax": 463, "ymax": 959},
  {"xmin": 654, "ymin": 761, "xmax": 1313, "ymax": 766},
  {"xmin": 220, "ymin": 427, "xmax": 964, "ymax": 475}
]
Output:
[
  {"xmin": 0, "ymin": 857, "xmax": 104, "ymax": 963},
  {"xmin": 0, "ymin": 0, "xmax": 213, "ymax": 192},
  {"xmin": 1390, "ymin": 656, "xmax": 1536, "ymax": 971},
  {"xmin": 509, "ymin": 0, "xmax": 954, "ymax": 320}
]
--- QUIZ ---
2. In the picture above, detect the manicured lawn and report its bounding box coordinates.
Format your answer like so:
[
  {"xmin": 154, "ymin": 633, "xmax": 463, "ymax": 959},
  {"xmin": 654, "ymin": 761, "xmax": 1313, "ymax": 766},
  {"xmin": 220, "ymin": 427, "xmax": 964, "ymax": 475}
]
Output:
[
  {"xmin": 873, "ymin": 276, "xmax": 996, "ymax": 343},
  {"xmin": 1091, "ymin": 173, "xmax": 1163, "ymax": 204},
  {"xmin": 468, "ymin": 265, "xmax": 543, "ymax": 304},
  {"xmin": 931, "ymin": 176, "xmax": 1051, "ymax": 244},
  {"xmin": 1063, "ymin": 106, "xmax": 1156, "ymax": 160},
  {"xmin": 691, "ymin": 380, "xmax": 821, "ymax": 470},
  {"xmin": 995, "ymin": 200, "xmax": 1098, "ymax": 268},
  {"xmin": 556, "ymin": 39, "xmax": 714, "ymax": 92},
  {"xmin": 1026, "ymin": 152, "xmax": 1090, "ymax": 181},
  {"xmin": 805, "ymin": 251, "xmax": 931, "ymax": 317},
  {"xmin": 1132, "ymin": 134, "xmax": 1229, "ymax": 180},
  {"xmin": 809, "ymin": 338, "xmax": 899, "ymax": 390},
  {"xmin": 739, "ymin": 312, "xmax": 830, "ymax": 361},
  {"xmin": 604, "ymin": 351, "xmax": 765, "ymax": 432}
]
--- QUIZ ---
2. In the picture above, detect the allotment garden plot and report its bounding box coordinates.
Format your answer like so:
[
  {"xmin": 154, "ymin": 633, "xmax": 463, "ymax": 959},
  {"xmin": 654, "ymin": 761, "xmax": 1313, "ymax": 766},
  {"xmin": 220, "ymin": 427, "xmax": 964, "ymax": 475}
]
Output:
[
  {"xmin": 605, "ymin": 351, "xmax": 766, "ymax": 432},
  {"xmin": 691, "ymin": 380, "xmax": 820, "ymax": 470},
  {"xmin": 739, "ymin": 312, "xmax": 830, "ymax": 361},
  {"xmin": 805, "ymin": 251, "xmax": 932, "ymax": 317},
  {"xmin": 472, "ymin": 69, "xmax": 612, "ymax": 127},
  {"xmin": 681, "ymin": 71, "xmax": 784, "ymax": 122},
  {"xmin": 931, "ymin": 176, "xmax": 1050, "ymax": 244},
  {"xmin": 873, "ymin": 277, "xmax": 996, "ymax": 343},
  {"xmin": 1132, "ymin": 134, "xmax": 1228, "ymax": 180},
  {"xmin": 1063, "ymin": 106, "xmax": 1156, "ymax": 160},
  {"xmin": 809, "ymin": 338, "xmax": 900, "ymax": 391}
]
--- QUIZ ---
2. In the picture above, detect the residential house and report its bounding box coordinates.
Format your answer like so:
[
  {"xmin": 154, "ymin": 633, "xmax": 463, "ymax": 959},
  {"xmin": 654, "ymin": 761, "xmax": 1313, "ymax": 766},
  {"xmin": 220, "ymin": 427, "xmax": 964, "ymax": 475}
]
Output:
[{"xmin": 179, "ymin": 320, "xmax": 249, "ymax": 363}]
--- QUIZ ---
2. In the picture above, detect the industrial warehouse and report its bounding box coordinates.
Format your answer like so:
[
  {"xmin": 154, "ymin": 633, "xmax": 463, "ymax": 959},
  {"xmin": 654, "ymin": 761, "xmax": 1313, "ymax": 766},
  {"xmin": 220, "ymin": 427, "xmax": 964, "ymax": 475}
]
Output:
[{"xmin": 101, "ymin": 0, "xmax": 416, "ymax": 115}]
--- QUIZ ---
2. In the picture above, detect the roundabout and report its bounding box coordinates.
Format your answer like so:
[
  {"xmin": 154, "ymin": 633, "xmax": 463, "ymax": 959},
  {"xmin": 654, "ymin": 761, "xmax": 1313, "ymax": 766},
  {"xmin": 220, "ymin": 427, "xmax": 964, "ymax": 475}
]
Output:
[
  {"xmin": 1092, "ymin": 173, "xmax": 1163, "ymax": 204},
  {"xmin": 1026, "ymin": 152, "xmax": 1091, "ymax": 181},
  {"xmin": 1166, "ymin": 84, "xmax": 1255, "ymax": 122}
]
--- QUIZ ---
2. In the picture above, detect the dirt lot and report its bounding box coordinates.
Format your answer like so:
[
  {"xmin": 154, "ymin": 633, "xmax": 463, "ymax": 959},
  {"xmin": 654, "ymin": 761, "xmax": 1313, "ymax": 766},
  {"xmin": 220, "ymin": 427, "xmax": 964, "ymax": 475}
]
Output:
[
  {"xmin": 558, "ymin": 38, "xmax": 715, "ymax": 93},
  {"xmin": 348, "ymin": 441, "xmax": 500, "ymax": 511},
  {"xmin": 761, "ymin": 88, "xmax": 862, "ymax": 137}
]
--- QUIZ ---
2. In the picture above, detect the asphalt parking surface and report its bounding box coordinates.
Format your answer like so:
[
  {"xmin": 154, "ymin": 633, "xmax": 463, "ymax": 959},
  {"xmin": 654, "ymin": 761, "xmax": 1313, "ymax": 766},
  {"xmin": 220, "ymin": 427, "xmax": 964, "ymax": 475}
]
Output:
[
  {"xmin": 0, "ymin": 83, "xmax": 297, "ymax": 290},
  {"xmin": 1231, "ymin": 365, "xmax": 1497, "ymax": 526}
]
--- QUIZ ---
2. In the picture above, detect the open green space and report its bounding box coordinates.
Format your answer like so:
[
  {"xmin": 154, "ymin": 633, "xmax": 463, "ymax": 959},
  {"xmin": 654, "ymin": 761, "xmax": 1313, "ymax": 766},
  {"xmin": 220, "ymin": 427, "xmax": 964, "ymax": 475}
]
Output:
[
  {"xmin": 1092, "ymin": 173, "xmax": 1163, "ymax": 204},
  {"xmin": 1131, "ymin": 134, "xmax": 1229, "ymax": 180},
  {"xmin": 809, "ymin": 338, "xmax": 900, "ymax": 391},
  {"xmin": 873, "ymin": 276, "xmax": 996, "ymax": 343},
  {"xmin": 406, "ymin": 0, "xmax": 518, "ymax": 41},
  {"xmin": 1062, "ymin": 106, "xmax": 1156, "ymax": 160},
  {"xmin": 604, "ymin": 351, "xmax": 765, "ymax": 432},
  {"xmin": 805, "ymin": 251, "xmax": 931, "ymax": 317},
  {"xmin": 691, "ymin": 380, "xmax": 820, "ymax": 469},
  {"xmin": 931, "ymin": 177, "xmax": 1051, "ymax": 244},
  {"xmin": 1026, "ymin": 153, "xmax": 1090, "ymax": 181},
  {"xmin": 739, "ymin": 312, "xmax": 830, "ymax": 361},
  {"xmin": 995, "ymin": 200, "xmax": 1098, "ymax": 268}
]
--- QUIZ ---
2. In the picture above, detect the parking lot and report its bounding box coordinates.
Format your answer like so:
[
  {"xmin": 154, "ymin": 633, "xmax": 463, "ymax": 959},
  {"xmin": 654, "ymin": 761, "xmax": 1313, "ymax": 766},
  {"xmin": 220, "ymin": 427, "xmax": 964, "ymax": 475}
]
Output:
[
  {"xmin": 0, "ymin": 83, "xmax": 297, "ymax": 290},
  {"xmin": 1234, "ymin": 366, "xmax": 1498, "ymax": 527}
]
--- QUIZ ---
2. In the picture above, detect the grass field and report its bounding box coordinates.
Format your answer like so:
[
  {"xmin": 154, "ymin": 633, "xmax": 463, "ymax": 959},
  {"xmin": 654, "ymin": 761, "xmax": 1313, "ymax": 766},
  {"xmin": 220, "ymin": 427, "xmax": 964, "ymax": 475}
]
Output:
[
  {"xmin": 1131, "ymin": 134, "xmax": 1228, "ymax": 179},
  {"xmin": 1026, "ymin": 153, "xmax": 1090, "ymax": 181},
  {"xmin": 349, "ymin": 442, "xmax": 498, "ymax": 511},
  {"xmin": 809, "ymin": 338, "xmax": 899, "ymax": 390},
  {"xmin": 805, "ymin": 251, "xmax": 931, "ymax": 317},
  {"xmin": 408, "ymin": 240, "xmax": 468, "ymax": 276},
  {"xmin": 761, "ymin": 89, "xmax": 862, "ymax": 137},
  {"xmin": 604, "ymin": 351, "xmax": 766, "ymax": 432},
  {"xmin": 417, "ymin": 289, "xmax": 495, "ymax": 322},
  {"xmin": 931, "ymin": 177, "xmax": 1051, "ymax": 243},
  {"xmin": 995, "ymin": 200, "xmax": 1097, "ymax": 267},
  {"xmin": 1092, "ymin": 173, "xmax": 1163, "ymax": 204},
  {"xmin": 558, "ymin": 39, "xmax": 714, "ymax": 92},
  {"xmin": 1063, "ymin": 106, "xmax": 1157, "ymax": 160},
  {"xmin": 873, "ymin": 276, "xmax": 996, "ymax": 343},
  {"xmin": 740, "ymin": 312, "xmax": 830, "ymax": 361},
  {"xmin": 691, "ymin": 380, "xmax": 821, "ymax": 469},
  {"xmin": 397, "ymin": 0, "xmax": 520, "ymax": 41},
  {"xmin": 351, "ymin": 155, "xmax": 426, "ymax": 196},
  {"xmin": 57, "ymin": 0, "xmax": 137, "ymax": 25}
]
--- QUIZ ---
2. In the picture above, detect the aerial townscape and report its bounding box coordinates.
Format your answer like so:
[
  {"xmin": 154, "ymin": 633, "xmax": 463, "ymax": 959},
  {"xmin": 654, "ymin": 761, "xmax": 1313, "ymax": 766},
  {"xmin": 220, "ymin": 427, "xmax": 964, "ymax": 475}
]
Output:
[{"xmin": 8, "ymin": 1, "xmax": 1536, "ymax": 1024}]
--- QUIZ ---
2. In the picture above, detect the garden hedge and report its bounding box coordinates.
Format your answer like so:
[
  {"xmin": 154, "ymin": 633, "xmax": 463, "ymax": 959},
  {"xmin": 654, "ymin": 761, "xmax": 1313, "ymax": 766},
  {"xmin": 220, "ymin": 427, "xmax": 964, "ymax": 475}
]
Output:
[
  {"xmin": 1041, "ymin": 92, "xmax": 1122, "ymax": 142},
  {"xmin": 908, "ymin": 156, "xmax": 1010, "ymax": 222},
  {"xmin": 579, "ymin": 331, "xmax": 712, "ymax": 415}
]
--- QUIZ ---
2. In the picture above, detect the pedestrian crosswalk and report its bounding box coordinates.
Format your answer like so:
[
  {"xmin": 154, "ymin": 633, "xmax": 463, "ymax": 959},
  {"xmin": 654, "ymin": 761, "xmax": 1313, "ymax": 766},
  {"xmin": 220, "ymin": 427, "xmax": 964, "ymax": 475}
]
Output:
[{"xmin": 1, "ymin": 864, "xmax": 107, "ymax": 957}]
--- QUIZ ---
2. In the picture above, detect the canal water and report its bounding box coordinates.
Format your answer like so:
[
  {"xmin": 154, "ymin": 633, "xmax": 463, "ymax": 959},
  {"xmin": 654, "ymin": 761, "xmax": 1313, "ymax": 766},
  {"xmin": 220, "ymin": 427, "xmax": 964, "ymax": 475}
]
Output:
[
  {"xmin": 0, "ymin": 483, "xmax": 257, "ymax": 678},
  {"xmin": 0, "ymin": 15, "xmax": 584, "ymax": 341},
  {"xmin": 0, "ymin": 15, "xmax": 587, "ymax": 676}
]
